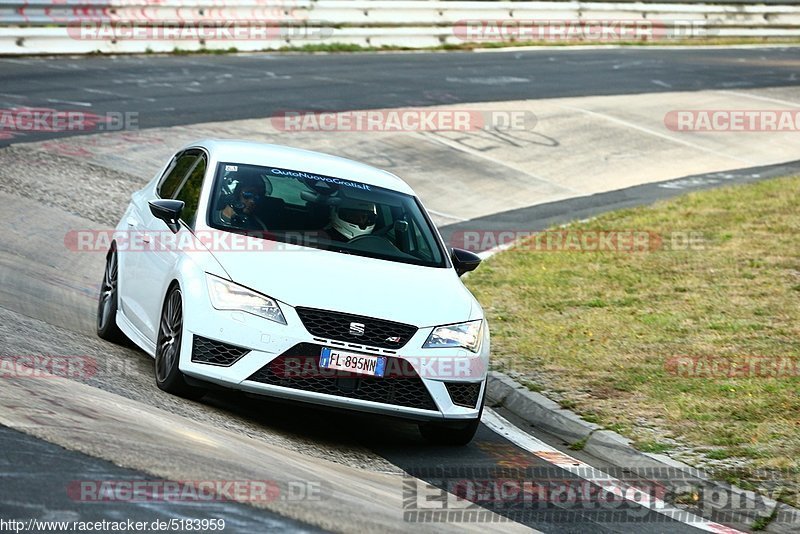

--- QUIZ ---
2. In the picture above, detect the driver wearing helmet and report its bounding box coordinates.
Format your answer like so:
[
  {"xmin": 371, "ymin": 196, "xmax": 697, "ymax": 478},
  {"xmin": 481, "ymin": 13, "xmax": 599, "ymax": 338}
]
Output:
[
  {"xmin": 326, "ymin": 199, "xmax": 378, "ymax": 241},
  {"xmin": 216, "ymin": 173, "xmax": 270, "ymax": 232}
]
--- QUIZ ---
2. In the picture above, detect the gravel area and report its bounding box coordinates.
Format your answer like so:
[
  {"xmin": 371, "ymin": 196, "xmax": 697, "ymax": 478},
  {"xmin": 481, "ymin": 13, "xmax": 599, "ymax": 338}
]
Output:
[{"xmin": 0, "ymin": 145, "xmax": 145, "ymax": 226}]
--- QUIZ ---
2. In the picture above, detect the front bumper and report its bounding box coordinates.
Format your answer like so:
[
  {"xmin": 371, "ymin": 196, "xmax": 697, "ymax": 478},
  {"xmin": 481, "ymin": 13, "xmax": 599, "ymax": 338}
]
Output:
[{"xmin": 179, "ymin": 298, "xmax": 489, "ymax": 422}]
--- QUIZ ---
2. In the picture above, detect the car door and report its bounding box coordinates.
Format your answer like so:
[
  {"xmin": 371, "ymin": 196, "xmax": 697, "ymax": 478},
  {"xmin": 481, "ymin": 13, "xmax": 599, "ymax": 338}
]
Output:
[{"xmin": 124, "ymin": 149, "xmax": 205, "ymax": 340}]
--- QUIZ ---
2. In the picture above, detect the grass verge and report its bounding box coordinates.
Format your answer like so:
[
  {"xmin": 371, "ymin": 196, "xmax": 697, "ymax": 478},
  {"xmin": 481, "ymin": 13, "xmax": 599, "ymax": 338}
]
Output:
[
  {"xmin": 82, "ymin": 37, "xmax": 800, "ymax": 57},
  {"xmin": 465, "ymin": 176, "xmax": 800, "ymax": 506}
]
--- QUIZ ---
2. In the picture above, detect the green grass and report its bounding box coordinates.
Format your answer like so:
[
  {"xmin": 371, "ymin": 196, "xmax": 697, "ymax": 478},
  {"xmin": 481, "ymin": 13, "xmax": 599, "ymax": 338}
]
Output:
[
  {"xmin": 752, "ymin": 504, "xmax": 779, "ymax": 531},
  {"xmin": 466, "ymin": 176, "xmax": 800, "ymax": 506},
  {"xmin": 569, "ymin": 437, "xmax": 588, "ymax": 451},
  {"xmin": 635, "ymin": 441, "xmax": 672, "ymax": 454},
  {"xmin": 279, "ymin": 43, "xmax": 402, "ymax": 53},
  {"xmin": 172, "ymin": 47, "xmax": 239, "ymax": 55}
]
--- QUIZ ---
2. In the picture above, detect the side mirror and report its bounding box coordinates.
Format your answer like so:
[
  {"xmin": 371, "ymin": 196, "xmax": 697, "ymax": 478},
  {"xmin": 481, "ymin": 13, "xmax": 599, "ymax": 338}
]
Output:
[
  {"xmin": 451, "ymin": 247, "xmax": 481, "ymax": 277},
  {"xmin": 149, "ymin": 199, "xmax": 184, "ymax": 234}
]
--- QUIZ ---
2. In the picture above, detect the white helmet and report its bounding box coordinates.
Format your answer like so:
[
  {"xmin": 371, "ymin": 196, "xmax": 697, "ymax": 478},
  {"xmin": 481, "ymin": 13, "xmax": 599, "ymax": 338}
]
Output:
[{"xmin": 331, "ymin": 199, "xmax": 377, "ymax": 240}]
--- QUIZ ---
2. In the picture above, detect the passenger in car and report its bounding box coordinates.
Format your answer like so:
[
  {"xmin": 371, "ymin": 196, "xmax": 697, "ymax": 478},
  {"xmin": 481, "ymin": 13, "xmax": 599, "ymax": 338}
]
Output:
[{"xmin": 214, "ymin": 173, "xmax": 271, "ymax": 232}]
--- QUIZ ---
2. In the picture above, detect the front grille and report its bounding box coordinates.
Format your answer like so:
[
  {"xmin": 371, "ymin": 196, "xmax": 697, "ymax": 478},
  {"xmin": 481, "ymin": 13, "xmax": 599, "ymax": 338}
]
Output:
[
  {"xmin": 445, "ymin": 382, "xmax": 482, "ymax": 408},
  {"xmin": 191, "ymin": 336, "xmax": 250, "ymax": 366},
  {"xmin": 295, "ymin": 307, "xmax": 417, "ymax": 349},
  {"xmin": 246, "ymin": 343, "xmax": 437, "ymax": 411}
]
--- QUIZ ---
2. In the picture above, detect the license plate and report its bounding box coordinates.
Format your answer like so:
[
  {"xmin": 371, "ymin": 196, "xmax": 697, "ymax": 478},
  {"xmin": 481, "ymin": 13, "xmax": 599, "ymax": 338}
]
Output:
[{"xmin": 319, "ymin": 347, "xmax": 386, "ymax": 377}]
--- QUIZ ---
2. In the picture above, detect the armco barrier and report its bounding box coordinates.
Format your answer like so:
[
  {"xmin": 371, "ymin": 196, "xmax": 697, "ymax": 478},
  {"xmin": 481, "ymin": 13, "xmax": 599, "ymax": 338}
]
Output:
[{"xmin": 1, "ymin": 0, "xmax": 800, "ymax": 55}]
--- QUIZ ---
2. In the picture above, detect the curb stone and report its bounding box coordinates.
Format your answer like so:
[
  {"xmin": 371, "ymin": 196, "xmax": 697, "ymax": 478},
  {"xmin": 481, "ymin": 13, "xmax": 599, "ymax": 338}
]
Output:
[{"xmin": 486, "ymin": 371, "xmax": 800, "ymax": 532}]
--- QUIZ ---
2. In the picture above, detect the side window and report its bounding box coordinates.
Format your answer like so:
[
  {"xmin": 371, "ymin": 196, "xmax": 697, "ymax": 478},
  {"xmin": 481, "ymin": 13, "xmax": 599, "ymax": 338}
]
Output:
[
  {"xmin": 174, "ymin": 156, "xmax": 207, "ymax": 228},
  {"xmin": 158, "ymin": 152, "xmax": 199, "ymax": 199}
]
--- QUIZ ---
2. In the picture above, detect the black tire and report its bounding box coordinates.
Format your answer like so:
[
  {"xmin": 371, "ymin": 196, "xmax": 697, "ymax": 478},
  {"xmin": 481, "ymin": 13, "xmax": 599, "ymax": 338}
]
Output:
[
  {"xmin": 419, "ymin": 383, "xmax": 485, "ymax": 446},
  {"xmin": 97, "ymin": 246, "xmax": 126, "ymax": 343},
  {"xmin": 155, "ymin": 285, "xmax": 205, "ymax": 401}
]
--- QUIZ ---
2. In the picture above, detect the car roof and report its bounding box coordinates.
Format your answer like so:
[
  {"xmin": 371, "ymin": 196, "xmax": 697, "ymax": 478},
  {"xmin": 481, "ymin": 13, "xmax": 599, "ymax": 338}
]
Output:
[{"xmin": 185, "ymin": 139, "xmax": 415, "ymax": 195}]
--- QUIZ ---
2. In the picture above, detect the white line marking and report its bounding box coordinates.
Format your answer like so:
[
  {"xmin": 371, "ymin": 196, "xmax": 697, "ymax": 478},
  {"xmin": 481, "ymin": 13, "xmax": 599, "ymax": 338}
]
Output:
[
  {"xmin": 45, "ymin": 98, "xmax": 92, "ymax": 108},
  {"xmin": 446, "ymin": 76, "xmax": 530, "ymax": 85},
  {"xmin": 427, "ymin": 209, "xmax": 468, "ymax": 222},
  {"xmin": 82, "ymin": 88, "xmax": 130, "ymax": 99},
  {"xmin": 477, "ymin": 240, "xmax": 516, "ymax": 261},
  {"xmin": 556, "ymin": 104, "xmax": 755, "ymax": 166},
  {"xmin": 482, "ymin": 408, "xmax": 746, "ymax": 533},
  {"xmin": 715, "ymin": 90, "xmax": 800, "ymax": 108}
]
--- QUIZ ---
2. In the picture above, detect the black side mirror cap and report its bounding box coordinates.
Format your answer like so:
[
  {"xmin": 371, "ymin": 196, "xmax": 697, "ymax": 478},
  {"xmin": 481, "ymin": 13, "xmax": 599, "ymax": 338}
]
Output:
[
  {"xmin": 451, "ymin": 247, "xmax": 481, "ymax": 277},
  {"xmin": 149, "ymin": 199, "xmax": 184, "ymax": 234}
]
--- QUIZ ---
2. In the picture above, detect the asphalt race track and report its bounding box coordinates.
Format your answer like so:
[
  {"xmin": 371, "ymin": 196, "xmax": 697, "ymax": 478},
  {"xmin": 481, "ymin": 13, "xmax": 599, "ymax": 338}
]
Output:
[
  {"xmin": 2, "ymin": 47, "xmax": 800, "ymax": 146},
  {"xmin": 1, "ymin": 47, "xmax": 800, "ymax": 533}
]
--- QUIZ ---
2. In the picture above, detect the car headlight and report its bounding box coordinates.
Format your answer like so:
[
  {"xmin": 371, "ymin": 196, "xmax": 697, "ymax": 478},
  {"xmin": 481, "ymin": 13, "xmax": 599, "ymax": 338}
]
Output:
[
  {"xmin": 423, "ymin": 320, "xmax": 483, "ymax": 352},
  {"xmin": 206, "ymin": 274, "xmax": 286, "ymax": 325}
]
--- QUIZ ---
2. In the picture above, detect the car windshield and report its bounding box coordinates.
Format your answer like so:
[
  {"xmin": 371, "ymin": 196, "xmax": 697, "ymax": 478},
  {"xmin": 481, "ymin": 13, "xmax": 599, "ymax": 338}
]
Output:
[{"xmin": 207, "ymin": 162, "xmax": 447, "ymax": 268}]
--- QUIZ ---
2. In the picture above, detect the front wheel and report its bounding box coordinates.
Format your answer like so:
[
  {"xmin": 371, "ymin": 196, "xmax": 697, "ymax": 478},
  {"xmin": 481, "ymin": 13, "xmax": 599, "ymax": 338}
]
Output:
[
  {"xmin": 97, "ymin": 247, "xmax": 126, "ymax": 343},
  {"xmin": 155, "ymin": 285, "xmax": 205, "ymax": 401}
]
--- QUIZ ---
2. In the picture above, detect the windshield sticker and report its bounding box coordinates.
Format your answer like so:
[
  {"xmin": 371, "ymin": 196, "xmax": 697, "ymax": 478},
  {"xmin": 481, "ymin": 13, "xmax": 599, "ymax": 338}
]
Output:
[
  {"xmin": 225, "ymin": 165, "xmax": 238, "ymax": 172},
  {"xmin": 268, "ymin": 167, "xmax": 371, "ymax": 191}
]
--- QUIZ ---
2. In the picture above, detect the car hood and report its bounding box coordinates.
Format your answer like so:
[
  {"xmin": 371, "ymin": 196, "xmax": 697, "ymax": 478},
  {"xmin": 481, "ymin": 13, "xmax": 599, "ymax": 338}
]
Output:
[{"xmin": 208, "ymin": 242, "xmax": 477, "ymax": 327}]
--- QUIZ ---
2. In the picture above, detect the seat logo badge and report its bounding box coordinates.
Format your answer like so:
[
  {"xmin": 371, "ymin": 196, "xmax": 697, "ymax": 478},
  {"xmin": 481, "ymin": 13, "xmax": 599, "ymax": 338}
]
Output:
[{"xmin": 349, "ymin": 322, "xmax": 365, "ymax": 336}]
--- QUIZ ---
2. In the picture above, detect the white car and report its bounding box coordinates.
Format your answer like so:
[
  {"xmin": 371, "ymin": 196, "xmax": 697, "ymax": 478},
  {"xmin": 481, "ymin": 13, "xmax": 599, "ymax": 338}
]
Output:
[{"xmin": 97, "ymin": 139, "xmax": 489, "ymax": 445}]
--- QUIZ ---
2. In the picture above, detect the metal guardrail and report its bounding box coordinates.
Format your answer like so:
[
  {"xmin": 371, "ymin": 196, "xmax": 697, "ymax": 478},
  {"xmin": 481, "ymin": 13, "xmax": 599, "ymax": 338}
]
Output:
[{"xmin": 1, "ymin": 1, "xmax": 799, "ymax": 55}]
